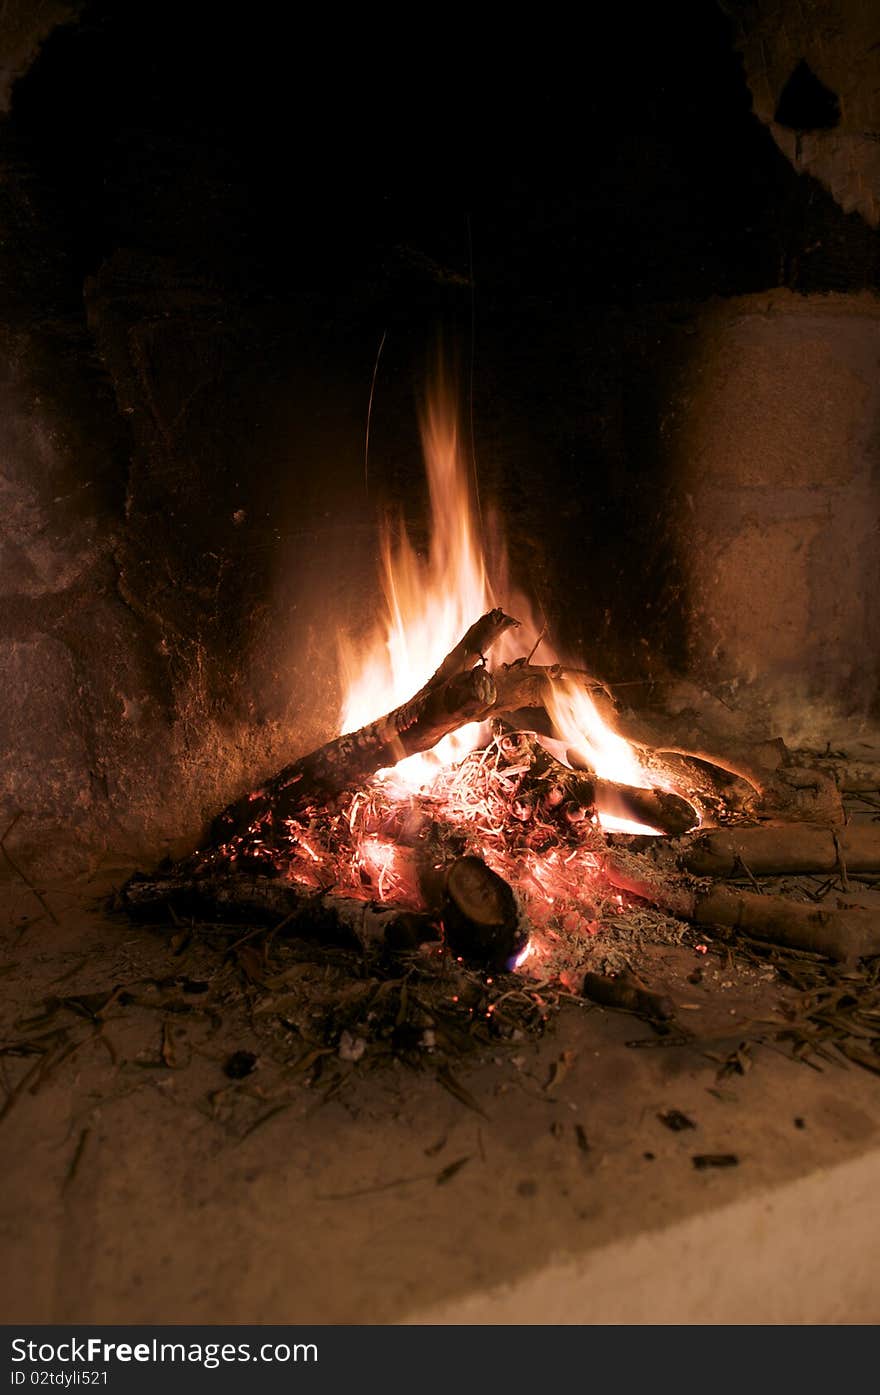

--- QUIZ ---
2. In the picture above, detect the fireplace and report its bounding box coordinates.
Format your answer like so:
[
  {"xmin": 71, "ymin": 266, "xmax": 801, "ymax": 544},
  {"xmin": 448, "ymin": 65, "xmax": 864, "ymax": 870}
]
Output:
[{"xmin": 1, "ymin": 0, "xmax": 879, "ymax": 1327}]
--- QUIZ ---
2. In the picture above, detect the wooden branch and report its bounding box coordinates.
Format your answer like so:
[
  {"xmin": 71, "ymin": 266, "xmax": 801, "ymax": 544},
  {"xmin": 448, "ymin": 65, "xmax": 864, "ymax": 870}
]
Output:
[
  {"xmin": 210, "ymin": 610, "xmax": 516, "ymax": 842},
  {"xmin": 491, "ymin": 661, "xmax": 607, "ymax": 716},
  {"xmin": 600, "ymin": 849, "xmax": 880, "ymax": 963},
  {"xmin": 428, "ymin": 608, "xmax": 518, "ymax": 687},
  {"xmin": 121, "ymin": 872, "xmax": 437, "ymax": 952},
  {"xmin": 688, "ymin": 886, "xmax": 880, "ymax": 964},
  {"xmin": 675, "ymin": 824, "xmax": 880, "ymax": 878},
  {"xmin": 268, "ymin": 665, "xmax": 495, "ymax": 807}
]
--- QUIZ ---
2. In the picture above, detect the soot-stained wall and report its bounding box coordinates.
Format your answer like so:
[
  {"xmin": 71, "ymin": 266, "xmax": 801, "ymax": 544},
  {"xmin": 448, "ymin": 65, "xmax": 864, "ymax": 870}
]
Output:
[{"xmin": 0, "ymin": 2, "xmax": 878, "ymax": 874}]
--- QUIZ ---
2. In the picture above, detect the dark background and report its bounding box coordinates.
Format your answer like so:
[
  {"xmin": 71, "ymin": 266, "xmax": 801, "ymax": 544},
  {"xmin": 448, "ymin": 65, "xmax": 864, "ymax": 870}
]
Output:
[{"xmin": 1, "ymin": 0, "xmax": 877, "ymax": 741}]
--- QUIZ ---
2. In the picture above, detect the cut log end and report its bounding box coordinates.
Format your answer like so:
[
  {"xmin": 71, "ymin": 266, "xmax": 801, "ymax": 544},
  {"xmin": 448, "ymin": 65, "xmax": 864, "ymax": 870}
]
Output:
[{"xmin": 443, "ymin": 856, "xmax": 528, "ymax": 971}]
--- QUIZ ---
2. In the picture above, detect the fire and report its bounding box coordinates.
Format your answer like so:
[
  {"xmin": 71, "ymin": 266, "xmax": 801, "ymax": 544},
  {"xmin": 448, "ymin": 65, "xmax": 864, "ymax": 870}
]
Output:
[
  {"xmin": 337, "ymin": 368, "xmax": 668, "ymax": 846},
  {"xmin": 196, "ymin": 372, "xmax": 706, "ymax": 986},
  {"xmin": 546, "ymin": 679, "xmax": 652, "ymax": 790},
  {"xmin": 339, "ymin": 369, "xmax": 527, "ymax": 789}
]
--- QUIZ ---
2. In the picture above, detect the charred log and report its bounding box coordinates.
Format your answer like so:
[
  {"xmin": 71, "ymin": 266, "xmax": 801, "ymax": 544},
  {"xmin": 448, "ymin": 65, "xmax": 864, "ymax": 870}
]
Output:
[
  {"xmin": 491, "ymin": 662, "xmax": 772, "ymax": 799},
  {"xmin": 121, "ymin": 871, "xmax": 439, "ymax": 952},
  {"xmin": 493, "ymin": 725, "xmax": 698, "ymax": 837},
  {"xmin": 442, "ymin": 855, "xmax": 527, "ymax": 971},
  {"xmin": 211, "ymin": 609, "xmax": 517, "ymax": 842},
  {"xmin": 631, "ymin": 751, "xmax": 761, "ymax": 822},
  {"xmin": 592, "ymin": 778, "xmax": 696, "ymax": 836}
]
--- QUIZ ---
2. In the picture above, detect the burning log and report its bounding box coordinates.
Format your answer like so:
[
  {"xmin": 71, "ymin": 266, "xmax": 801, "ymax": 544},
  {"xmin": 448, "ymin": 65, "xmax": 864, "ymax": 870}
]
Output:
[
  {"xmin": 442, "ymin": 855, "xmax": 528, "ymax": 971},
  {"xmin": 606, "ymin": 713, "xmax": 789, "ymax": 792},
  {"xmin": 491, "ymin": 661, "xmax": 610, "ymax": 719},
  {"xmin": 593, "ymin": 778, "xmax": 696, "ymax": 836},
  {"xmin": 675, "ymin": 824, "xmax": 880, "ymax": 878},
  {"xmin": 121, "ymin": 871, "xmax": 439, "ymax": 952},
  {"xmin": 211, "ymin": 609, "xmax": 517, "ymax": 841},
  {"xmin": 615, "ymin": 718, "xmax": 843, "ymax": 824},
  {"xmin": 494, "ymin": 670, "xmax": 773, "ymax": 799},
  {"xmin": 573, "ymin": 697, "xmax": 844, "ymax": 823},
  {"xmin": 160, "ymin": 600, "xmax": 867, "ymax": 974},
  {"xmin": 426, "ymin": 607, "xmax": 519, "ymax": 682},
  {"xmin": 629, "ymin": 751, "xmax": 761, "ymax": 822},
  {"xmin": 492, "ymin": 725, "xmax": 698, "ymax": 837},
  {"xmin": 490, "ymin": 665, "xmax": 764, "ymax": 824}
]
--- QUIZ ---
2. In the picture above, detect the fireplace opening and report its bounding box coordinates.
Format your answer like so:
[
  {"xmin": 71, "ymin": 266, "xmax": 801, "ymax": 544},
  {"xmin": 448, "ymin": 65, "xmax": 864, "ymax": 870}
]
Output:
[{"xmin": 1, "ymin": 0, "xmax": 879, "ymax": 1327}]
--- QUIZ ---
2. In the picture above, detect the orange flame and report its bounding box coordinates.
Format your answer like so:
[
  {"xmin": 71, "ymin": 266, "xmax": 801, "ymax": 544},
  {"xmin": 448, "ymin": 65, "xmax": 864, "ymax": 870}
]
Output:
[
  {"xmin": 339, "ymin": 369, "xmax": 659, "ymax": 827},
  {"xmin": 339, "ymin": 371, "xmax": 525, "ymax": 788},
  {"xmin": 545, "ymin": 680, "xmax": 652, "ymax": 788}
]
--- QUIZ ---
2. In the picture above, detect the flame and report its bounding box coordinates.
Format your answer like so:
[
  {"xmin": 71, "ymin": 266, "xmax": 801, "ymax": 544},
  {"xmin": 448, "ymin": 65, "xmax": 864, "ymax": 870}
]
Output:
[
  {"xmin": 513, "ymin": 940, "xmax": 534, "ymax": 969},
  {"xmin": 545, "ymin": 675, "xmax": 674, "ymax": 833},
  {"xmin": 546, "ymin": 680, "xmax": 652, "ymax": 789},
  {"xmin": 338, "ymin": 366, "xmax": 660, "ymax": 818},
  {"xmin": 339, "ymin": 371, "xmax": 517, "ymax": 789}
]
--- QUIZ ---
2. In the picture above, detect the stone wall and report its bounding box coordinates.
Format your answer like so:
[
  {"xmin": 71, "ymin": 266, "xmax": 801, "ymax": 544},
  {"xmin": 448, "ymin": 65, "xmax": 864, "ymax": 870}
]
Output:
[
  {"xmin": 0, "ymin": 245, "xmax": 354, "ymax": 876},
  {"xmin": 730, "ymin": 0, "xmax": 880, "ymax": 226},
  {"xmin": 666, "ymin": 289, "xmax": 880, "ymax": 736},
  {"xmin": 1, "ymin": 4, "xmax": 878, "ymax": 881}
]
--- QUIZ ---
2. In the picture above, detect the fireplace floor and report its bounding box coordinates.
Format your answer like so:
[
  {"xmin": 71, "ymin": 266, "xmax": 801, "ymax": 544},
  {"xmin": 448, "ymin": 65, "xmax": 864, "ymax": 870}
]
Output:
[{"xmin": 2, "ymin": 857, "xmax": 879, "ymax": 1325}]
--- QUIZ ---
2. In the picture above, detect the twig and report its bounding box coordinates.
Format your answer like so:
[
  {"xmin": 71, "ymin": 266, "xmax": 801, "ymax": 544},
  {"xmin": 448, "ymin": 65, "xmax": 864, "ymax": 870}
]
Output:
[
  {"xmin": 734, "ymin": 854, "xmax": 763, "ymax": 895},
  {"xmin": 436, "ymin": 1065, "xmax": 489, "ymax": 1119},
  {"xmin": 63, "ymin": 1127, "xmax": 91, "ymax": 1190},
  {"xmin": 317, "ymin": 1168, "xmax": 438, "ymax": 1201},
  {"xmin": 526, "ymin": 625, "xmax": 548, "ymax": 665},
  {"xmin": 0, "ymin": 813, "xmax": 59, "ymax": 925},
  {"xmin": 237, "ymin": 1098, "xmax": 296, "ymax": 1141},
  {"xmin": 833, "ymin": 830, "xmax": 850, "ymax": 892}
]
